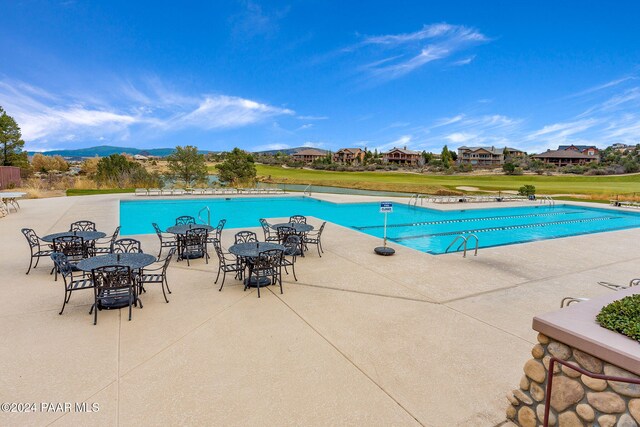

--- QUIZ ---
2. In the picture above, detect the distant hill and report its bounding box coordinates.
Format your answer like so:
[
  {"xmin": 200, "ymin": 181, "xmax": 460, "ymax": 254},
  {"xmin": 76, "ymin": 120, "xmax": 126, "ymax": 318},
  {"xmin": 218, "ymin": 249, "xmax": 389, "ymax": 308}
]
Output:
[
  {"xmin": 253, "ymin": 147, "xmax": 330, "ymax": 155},
  {"xmin": 29, "ymin": 145, "xmax": 211, "ymax": 158}
]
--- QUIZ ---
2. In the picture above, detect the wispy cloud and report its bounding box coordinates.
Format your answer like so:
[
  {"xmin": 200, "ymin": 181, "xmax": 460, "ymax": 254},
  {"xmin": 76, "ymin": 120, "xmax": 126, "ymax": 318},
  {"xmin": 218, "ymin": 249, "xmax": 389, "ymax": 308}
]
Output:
[
  {"xmin": 229, "ymin": 0, "xmax": 290, "ymax": 40},
  {"xmin": 349, "ymin": 23, "xmax": 489, "ymax": 80},
  {"xmin": 0, "ymin": 78, "xmax": 294, "ymax": 149}
]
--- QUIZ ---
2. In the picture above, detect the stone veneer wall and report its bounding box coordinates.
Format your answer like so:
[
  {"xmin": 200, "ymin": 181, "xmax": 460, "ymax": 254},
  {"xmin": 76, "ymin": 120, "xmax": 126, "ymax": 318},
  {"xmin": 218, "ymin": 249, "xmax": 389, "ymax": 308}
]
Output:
[{"xmin": 507, "ymin": 333, "xmax": 640, "ymax": 427}]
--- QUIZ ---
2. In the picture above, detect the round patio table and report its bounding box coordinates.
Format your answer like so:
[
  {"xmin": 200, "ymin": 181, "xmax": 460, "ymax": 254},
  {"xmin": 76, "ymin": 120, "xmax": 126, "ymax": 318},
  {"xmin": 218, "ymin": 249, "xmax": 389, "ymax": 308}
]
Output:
[
  {"xmin": 166, "ymin": 224, "xmax": 214, "ymax": 259},
  {"xmin": 76, "ymin": 253, "xmax": 157, "ymax": 272},
  {"xmin": 270, "ymin": 223, "xmax": 314, "ymax": 233},
  {"xmin": 228, "ymin": 242, "xmax": 284, "ymax": 287},
  {"xmin": 165, "ymin": 224, "xmax": 214, "ymax": 235},
  {"xmin": 271, "ymin": 223, "xmax": 313, "ymax": 256},
  {"xmin": 42, "ymin": 231, "xmax": 106, "ymax": 242}
]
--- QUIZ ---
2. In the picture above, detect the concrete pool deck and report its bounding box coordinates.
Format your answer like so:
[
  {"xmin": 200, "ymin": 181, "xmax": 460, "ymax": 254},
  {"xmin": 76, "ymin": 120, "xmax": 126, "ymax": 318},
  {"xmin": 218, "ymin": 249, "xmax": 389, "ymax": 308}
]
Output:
[{"xmin": 1, "ymin": 193, "xmax": 638, "ymax": 426}]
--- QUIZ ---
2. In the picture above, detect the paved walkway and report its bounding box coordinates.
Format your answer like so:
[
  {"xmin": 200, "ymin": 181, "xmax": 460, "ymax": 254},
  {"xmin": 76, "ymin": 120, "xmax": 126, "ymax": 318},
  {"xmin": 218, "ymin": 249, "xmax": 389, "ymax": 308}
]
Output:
[{"xmin": 1, "ymin": 194, "xmax": 638, "ymax": 426}]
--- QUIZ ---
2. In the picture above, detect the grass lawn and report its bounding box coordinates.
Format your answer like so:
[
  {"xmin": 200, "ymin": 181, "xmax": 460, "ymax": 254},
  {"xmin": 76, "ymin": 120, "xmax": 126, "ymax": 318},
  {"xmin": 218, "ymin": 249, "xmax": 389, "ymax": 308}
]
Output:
[
  {"xmin": 252, "ymin": 165, "xmax": 640, "ymax": 198},
  {"xmin": 66, "ymin": 188, "xmax": 135, "ymax": 196}
]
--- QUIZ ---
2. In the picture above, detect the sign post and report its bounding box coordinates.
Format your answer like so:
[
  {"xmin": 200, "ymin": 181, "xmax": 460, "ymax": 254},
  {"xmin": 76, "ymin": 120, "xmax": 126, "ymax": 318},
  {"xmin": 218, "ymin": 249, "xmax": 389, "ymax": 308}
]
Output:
[{"xmin": 375, "ymin": 201, "xmax": 395, "ymax": 256}]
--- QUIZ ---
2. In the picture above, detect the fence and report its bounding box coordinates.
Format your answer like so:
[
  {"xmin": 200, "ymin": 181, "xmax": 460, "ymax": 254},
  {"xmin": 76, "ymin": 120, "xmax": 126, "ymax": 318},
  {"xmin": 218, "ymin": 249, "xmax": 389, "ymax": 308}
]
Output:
[{"xmin": 0, "ymin": 166, "xmax": 21, "ymax": 189}]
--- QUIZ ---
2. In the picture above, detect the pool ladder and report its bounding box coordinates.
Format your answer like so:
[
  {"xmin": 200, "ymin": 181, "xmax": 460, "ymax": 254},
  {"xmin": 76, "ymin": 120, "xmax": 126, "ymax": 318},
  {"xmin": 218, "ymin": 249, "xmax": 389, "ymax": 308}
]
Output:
[
  {"xmin": 445, "ymin": 234, "xmax": 479, "ymax": 257},
  {"xmin": 409, "ymin": 194, "xmax": 425, "ymax": 207},
  {"xmin": 198, "ymin": 206, "xmax": 211, "ymax": 225},
  {"xmin": 540, "ymin": 195, "xmax": 555, "ymax": 206},
  {"xmin": 303, "ymin": 184, "xmax": 312, "ymax": 196}
]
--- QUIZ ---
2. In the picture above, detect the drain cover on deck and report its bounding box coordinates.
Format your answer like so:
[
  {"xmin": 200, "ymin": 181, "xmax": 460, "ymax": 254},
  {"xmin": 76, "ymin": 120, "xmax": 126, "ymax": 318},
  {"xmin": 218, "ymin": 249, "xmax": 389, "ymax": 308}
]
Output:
[{"xmin": 374, "ymin": 246, "xmax": 395, "ymax": 256}]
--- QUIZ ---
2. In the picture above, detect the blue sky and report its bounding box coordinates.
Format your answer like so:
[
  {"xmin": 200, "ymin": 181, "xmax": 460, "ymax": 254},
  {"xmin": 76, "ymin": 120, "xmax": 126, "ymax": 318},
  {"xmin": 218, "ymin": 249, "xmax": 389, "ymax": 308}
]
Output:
[{"xmin": 1, "ymin": 1, "xmax": 639, "ymax": 153}]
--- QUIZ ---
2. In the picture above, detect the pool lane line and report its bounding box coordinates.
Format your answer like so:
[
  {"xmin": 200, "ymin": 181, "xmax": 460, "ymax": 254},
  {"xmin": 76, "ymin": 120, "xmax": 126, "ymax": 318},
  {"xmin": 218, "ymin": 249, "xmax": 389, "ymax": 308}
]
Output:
[
  {"xmin": 352, "ymin": 210, "xmax": 578, "ymax": 230},
  {"xmin": 389, "ymin": 215, "xmax": 624, "ymax": 241}
]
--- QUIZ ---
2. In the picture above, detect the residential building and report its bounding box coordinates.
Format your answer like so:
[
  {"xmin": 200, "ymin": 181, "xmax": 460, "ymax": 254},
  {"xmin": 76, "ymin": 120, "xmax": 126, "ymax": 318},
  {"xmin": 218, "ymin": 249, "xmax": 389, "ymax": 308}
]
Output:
[
  {"xmin": 531, "ymin": 149, "xmax": 598, "ymax": 167},
  {"xmin": 382, "ymin": 147, "xmax": 421, "ymax": 166},
  {"xmin": 333, "ymin": 148, "xmax": 365, "ymax": 164},
  {"xmin": 291, "ymin": 148, "xmax": 327, "ymax": 164},
  {"xmin": 457, "ymin": 146, "xmax": 527, "ymax": 166},
  {"xmin": 558, "ymin": 145, "xmax": 599, "ymax": 156}
]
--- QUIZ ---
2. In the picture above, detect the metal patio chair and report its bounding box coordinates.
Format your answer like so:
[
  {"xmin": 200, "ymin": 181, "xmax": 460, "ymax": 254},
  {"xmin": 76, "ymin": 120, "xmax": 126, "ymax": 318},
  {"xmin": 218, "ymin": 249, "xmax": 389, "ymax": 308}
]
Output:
[
  {"xmin": 175, "ymin": 215, "xmax": 196, "ymax": 225},
  {"xmin": 152, "ymin": 223, "xmax": 178, "ymax": 258},
  {"xmin": 21, "ymin": 228, "xmax": 54, "ymax": 274},
  {"xmin": 69, "ymin": 220, "xmax": 97, "ymax": 232},
  {"xmin": 50, "ymin": 252, "xmax": 94, "ymax": 315},
  {"xmin": 140, "ymin": 248, "xmax": 175, "ymax": 303},
  {"xmin": 91, "ymin": 265, "xmax": 141, "ymax": 325},
  {"xmin": 303, "ymin": 221, "xmax": 326, "ymax": 257}
]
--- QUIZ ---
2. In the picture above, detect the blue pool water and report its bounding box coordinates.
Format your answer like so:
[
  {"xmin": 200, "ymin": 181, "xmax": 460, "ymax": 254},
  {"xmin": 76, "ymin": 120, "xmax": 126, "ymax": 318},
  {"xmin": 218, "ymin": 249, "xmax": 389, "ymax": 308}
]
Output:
[{"xmin": 120, "ymin": 197, "xmax": 640, "ymax": 255}]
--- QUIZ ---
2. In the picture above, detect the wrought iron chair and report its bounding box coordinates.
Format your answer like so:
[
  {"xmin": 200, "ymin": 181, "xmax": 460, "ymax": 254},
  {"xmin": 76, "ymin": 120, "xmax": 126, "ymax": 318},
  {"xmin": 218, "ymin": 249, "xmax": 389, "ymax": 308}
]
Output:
[
  {"xmin": 181, "ymin": 228, "xmax": 209, "ymax": 266},
  {"xmin": 259, "ymin": 218, "xmax": 280, "ymax": 242},
  {"xmin": 246, "ymin": 249, "xmax": 283, "ymax": 298},
  {"xmin": 234, "ymin": 231, "xmax": 258, "ymax": 244},
  {"xmin": 50, "ymin": 252, "xmax": 94, "ymax": 315},
  {"xmin": 213, "ymin": 239, "xmax": 244, "ymax": 291},
  {"xmin": 90, "ymin": 265, "xmax": 141, "ymax": 325},
  {"xmin": 112, "ymin": 238, "xmax": 142, "ymax": 254},
  {"xmin": 152, "ymin": 223, "xmax": 178, "ymax": 258},
  {"xmin": 280, "ymin": 235, "xmax": 300, "ymax": 281},
  {"xmin": 276, "ymin": 225, "xmax": 296, "ymax": 243},
  {"xmin": 206, "ymin": 219, "xmax": 226, "ymax": 248},
  {"xmin": 303, "ymin": 221, "xmax": 326, "ymax": 257},
  {"xmin": 52, "ymin": 235, "xmax": 86, "ymax": 281},
  {"xmin": 93, "ymin": 226, "xmax": 121, "ymax": 255},
  {"xmin": 69, "ymin": 220, "xmax": 97, "ymax": 232},
  {"xmin": 289, "ymin": 215, "xmax": 307, "ymax": 224},
  {"xmin": 175, "ymin": 215, "xmax": 196, "ymax": 225},
  {"xmin": 140, "ymin": 248, "xmax": 175, "ymax": 303},
  {"xmin": 21, "ymin": 228, "xmax": 54, "ymax": 274}
]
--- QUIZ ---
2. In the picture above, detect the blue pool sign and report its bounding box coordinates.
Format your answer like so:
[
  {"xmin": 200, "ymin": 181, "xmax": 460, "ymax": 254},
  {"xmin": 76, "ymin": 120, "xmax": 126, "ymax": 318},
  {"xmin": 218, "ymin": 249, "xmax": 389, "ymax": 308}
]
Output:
[{"xmin": 380, "ymin": 201, "xmax": 393, "ymax": 213}]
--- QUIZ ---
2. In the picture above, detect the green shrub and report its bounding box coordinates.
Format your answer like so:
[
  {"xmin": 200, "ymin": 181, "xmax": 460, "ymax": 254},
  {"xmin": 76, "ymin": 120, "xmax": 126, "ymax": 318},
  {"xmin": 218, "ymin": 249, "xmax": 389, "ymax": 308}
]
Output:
[
  {"xmin": 596, "ymin": 294, "xmax": 640, "ymax": 342},
  {"xmin": 518, "ymin": 184, "xmax": 536, "ymax": 196}
]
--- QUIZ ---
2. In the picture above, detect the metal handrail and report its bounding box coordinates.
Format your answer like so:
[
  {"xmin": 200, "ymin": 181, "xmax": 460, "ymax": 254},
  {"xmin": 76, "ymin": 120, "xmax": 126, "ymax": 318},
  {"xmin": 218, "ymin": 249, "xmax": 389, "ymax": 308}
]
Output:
[
  {"xmin": 303, "ymin": 184, "xmax": 312, "ymax": 196},
  {"xmin": 446, "ymin": 235, "xmax": 467, "ymax": 254},
  {"xmin": 446, "ymin": 234, "xmax": 479, "ymax": 257},
  {"xmin": 466, "ymin": 234, "xmax": 479, "ymax": 257},
  {"xmin": 544, "ymin": 357, "xmax": 640, "ymax": 426},
  {"xmin": 408, "ymin": 194, "xmax": 417, "ymax": 206},
  {"xmin": 198, "ymin": 206, "xmax": 210, "ymax": 226}
]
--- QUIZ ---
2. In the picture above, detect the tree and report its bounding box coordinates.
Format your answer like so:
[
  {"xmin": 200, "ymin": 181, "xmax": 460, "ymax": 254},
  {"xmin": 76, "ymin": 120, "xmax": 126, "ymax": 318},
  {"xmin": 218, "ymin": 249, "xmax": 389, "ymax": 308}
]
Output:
[
  {"xmin": 215, "ymin": 147, "xmax": 257, "ymax": 186},
  {"xmin": 441, "ymin": 145, "xmax": 452, "ymax": 169},
  {"xmin": 31, "ymin": 153, "xmax": 69, "ymax": 172},
  {"xmin": 422, "ymin": 151, "xmax": 433, "ymax": 165},
  {"xmin": 518, "ymin": 185, "xmax": 536, "ymax": 197},
  {"xmin": 503, "ymin": 162, "xmax": 516, "ymax": 174},
  {"xmin": 95, "ymin": 154, "xmax": 161, "ymax": 188},
  {"xmin": 0, "ymin": 106, "xmax": 28, "ymax": 167},
  {"xmin": 166, "ymin": 145, "xmax": 208, "ymax": 187}
]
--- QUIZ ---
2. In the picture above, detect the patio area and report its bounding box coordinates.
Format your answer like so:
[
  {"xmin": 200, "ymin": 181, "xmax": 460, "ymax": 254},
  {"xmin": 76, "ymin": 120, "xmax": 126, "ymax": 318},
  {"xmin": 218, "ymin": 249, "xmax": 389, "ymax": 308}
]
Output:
[{"xmin": 1, "ymin": 193, "xmax": 639, "ymax": 426}]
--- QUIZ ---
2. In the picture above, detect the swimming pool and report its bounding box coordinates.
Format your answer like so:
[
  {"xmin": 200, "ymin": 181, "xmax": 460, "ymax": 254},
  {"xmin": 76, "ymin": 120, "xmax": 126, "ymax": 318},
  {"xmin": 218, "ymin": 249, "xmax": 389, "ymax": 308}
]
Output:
[{"xmin": 120, "ymin": 197, "xmax": 640, "ymax": 255}]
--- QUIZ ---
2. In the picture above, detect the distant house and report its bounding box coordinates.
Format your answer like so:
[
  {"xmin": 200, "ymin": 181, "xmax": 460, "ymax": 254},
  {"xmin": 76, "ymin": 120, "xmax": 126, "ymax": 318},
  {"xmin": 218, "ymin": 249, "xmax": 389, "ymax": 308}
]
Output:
[
  {"xmin": 333, "ymin": 148, "xmax": 365, "ymax": 164},
  {"xmin": 558, "ymin": 145, "xmax": 599, "ymax": 157},
  {"xmin": 382, "ymin": 147, "xmax": 420, "ymax": 166},
  {"xmin": 291, "ymin": 148, "xmax": 327, "ymax": 164},
  {"xmin": 457, "ymin": 146, "xmax": 526, "ymax": 166},
  {"xmin": 133, "ymin": 154, "xmax": 148, "ymax": 161},
  {"xmin": 532, "ymin": 149, "xmax": 598, "ymax": 167},
  {"xmin": 610, "ymin": 143, "xmax": 630, "ymax": 152}
]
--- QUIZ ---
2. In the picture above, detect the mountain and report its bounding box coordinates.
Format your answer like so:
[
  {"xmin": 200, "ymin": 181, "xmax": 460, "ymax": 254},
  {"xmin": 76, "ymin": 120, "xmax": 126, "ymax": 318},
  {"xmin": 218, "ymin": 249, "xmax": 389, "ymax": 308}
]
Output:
[
  {"xmin": 29, "ymin": 145, "xmax": 211, "ymax": 158},
  {"xmin": 253, "ymin": 147, "xmax": 330, "ymax": 155}
]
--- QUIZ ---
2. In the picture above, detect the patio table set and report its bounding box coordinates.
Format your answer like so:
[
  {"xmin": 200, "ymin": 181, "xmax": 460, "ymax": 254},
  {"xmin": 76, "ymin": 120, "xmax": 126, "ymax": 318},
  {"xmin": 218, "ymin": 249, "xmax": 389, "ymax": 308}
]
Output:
[
  {"xmin": 152, "ymin": 214, "xmax": 326, "ymax": 298},
  {"xmin": 22, "ymin": 220, "xmax": 173, "ymax": 324},
  {"xmin": 21, "ymin": 214, "xmax": 327, "ymax": 324}
]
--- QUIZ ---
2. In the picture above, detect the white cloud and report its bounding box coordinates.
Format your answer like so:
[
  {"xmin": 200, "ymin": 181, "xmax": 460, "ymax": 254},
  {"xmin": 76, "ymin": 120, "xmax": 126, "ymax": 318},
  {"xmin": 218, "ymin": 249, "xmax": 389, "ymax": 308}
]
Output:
[
  {"xmin": 0, "ymin": 79, "xmax": 295, "ymax": 148},
  {"xmin": 445, "ymin": 132, "xmax": 476, "ymax": 143},
  {"xmin": 296, "ymin": 115, "xmax": 328, "ymax": 120},
  {"xmin": 353, "ymin": 23, "xmax": 489, "ymax": 80},
  {"xmin": 175, "ymin": 95, "xmax": 293, "ymax": 130},
  {"xmin": 252, "ymin": 143, "xmax": 291, "ymax": 151}
]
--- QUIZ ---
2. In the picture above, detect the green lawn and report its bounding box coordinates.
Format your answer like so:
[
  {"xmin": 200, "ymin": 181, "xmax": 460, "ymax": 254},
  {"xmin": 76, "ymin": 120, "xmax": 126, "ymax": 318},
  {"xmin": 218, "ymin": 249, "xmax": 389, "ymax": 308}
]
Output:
[
  {"xmin": 66, "ymin": 188, "xmax": 135, "ymax": 196},
  {"xmin": 253, "ymin": 165, "xmax": 640, "ymax": 197}
]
